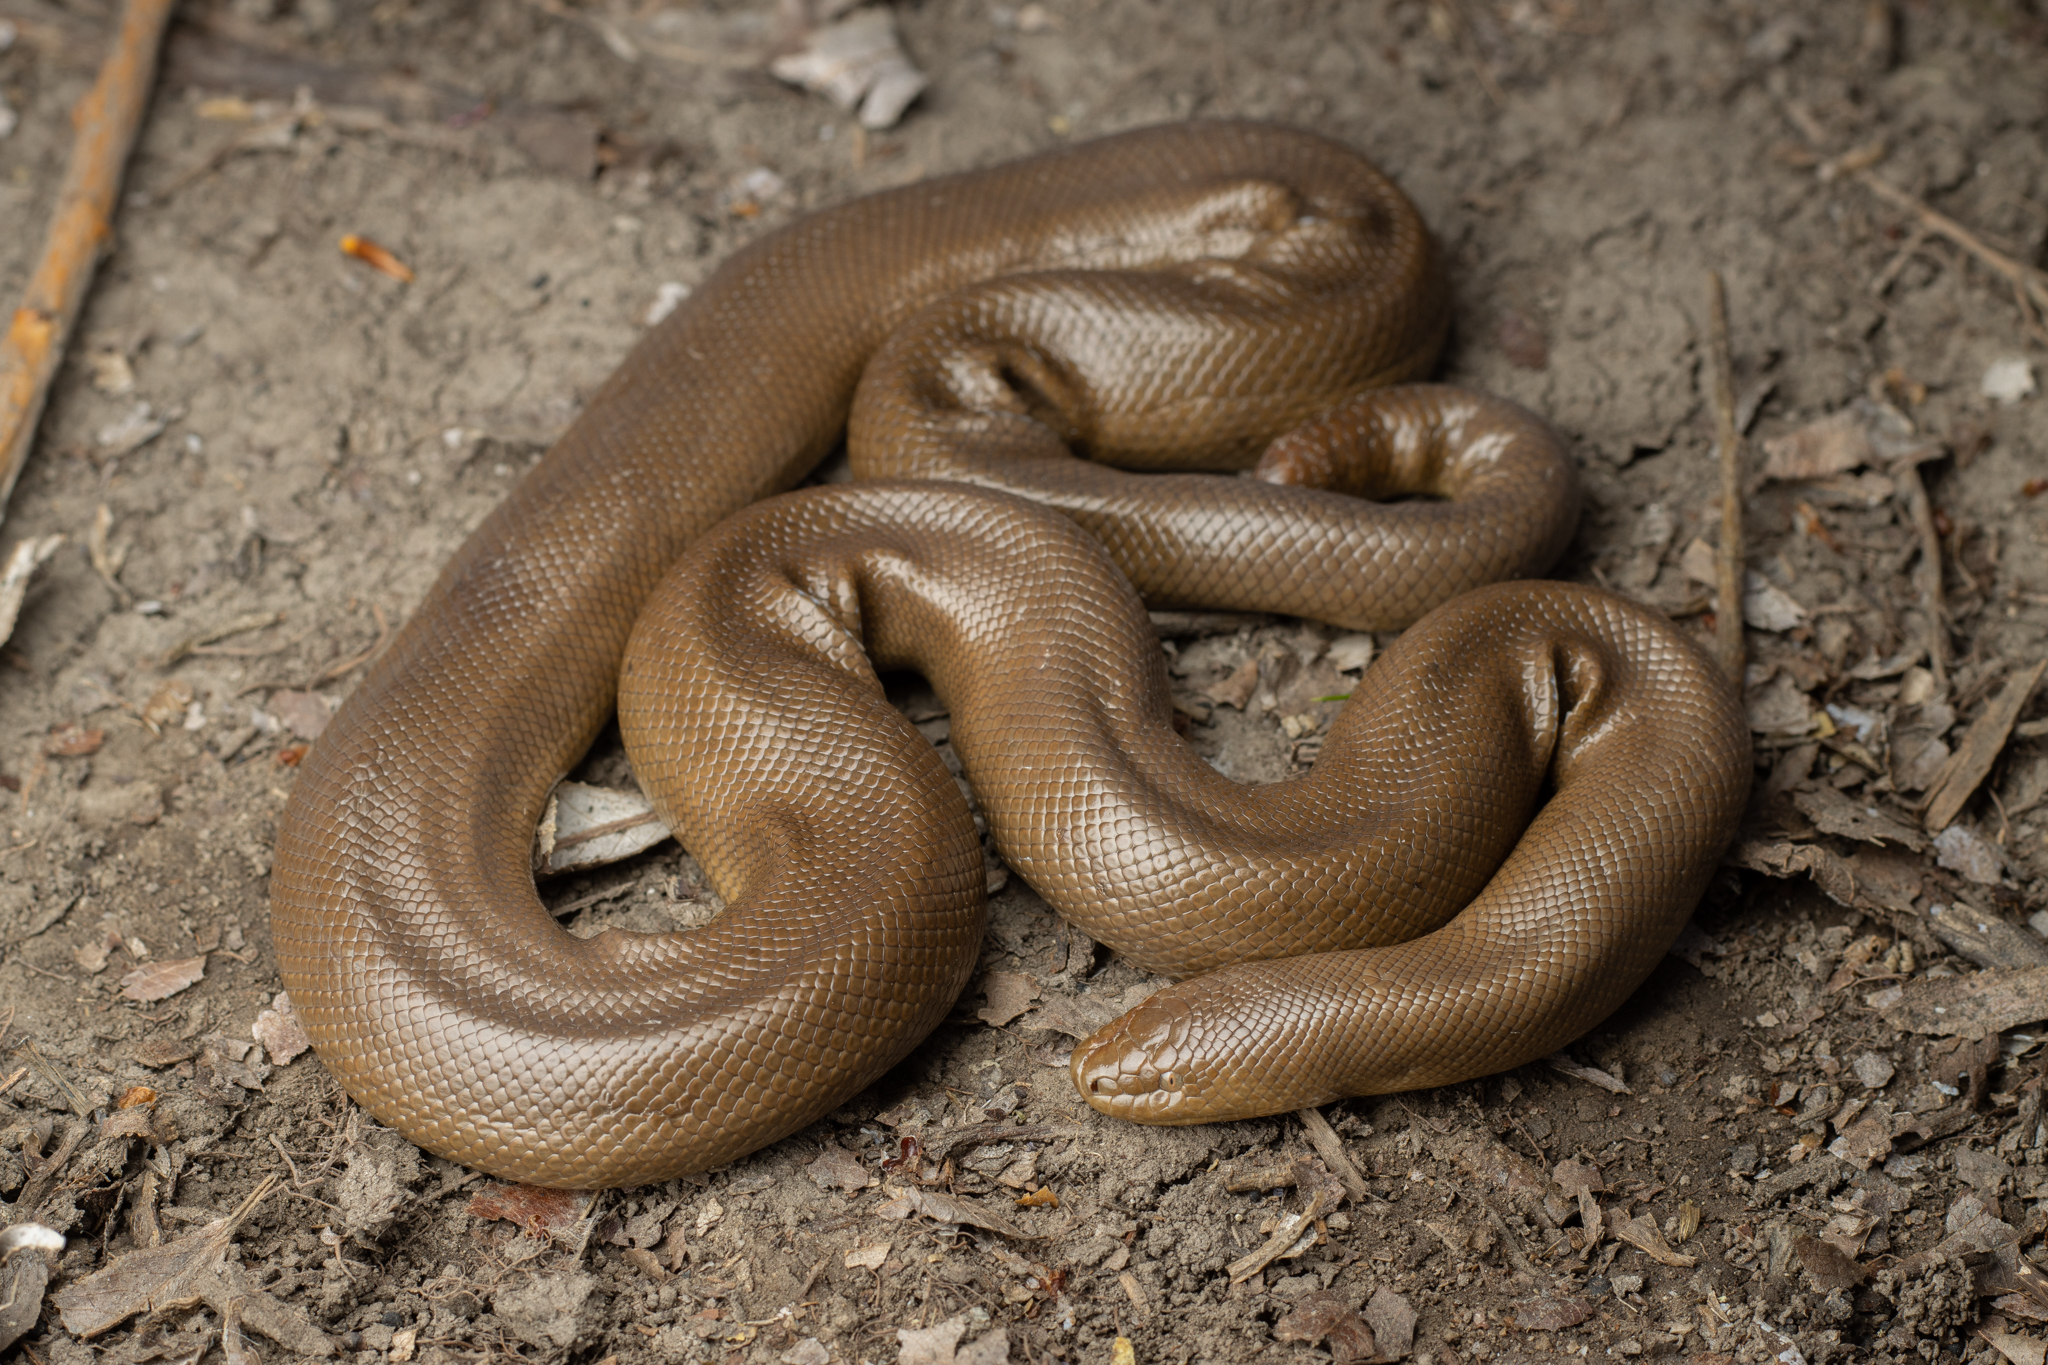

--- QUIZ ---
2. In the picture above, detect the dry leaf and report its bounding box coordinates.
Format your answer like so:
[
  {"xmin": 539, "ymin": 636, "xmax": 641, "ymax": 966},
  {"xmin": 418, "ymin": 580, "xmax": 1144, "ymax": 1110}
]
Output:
[
  {"xmin": 895, "ymin": 1312, "xmax": 1009, "ymax": 1365},
  {"xmin": 976, "ymin": 971, "xmax": 1040, "ymax": 1027},
  {"xmin": 1883, "ymin": 968, "xmax": 2048, "ymax": 1040},
  {"xmin": 43, "ymin": 722, "xmax": 104, "ymax": 756},
  {"xmin": 266, "ymin": 689, "xmax": 335, "ymax": 741},
  {"xmin": 1605, "ymin": 1208, "xmax": 1697, "ymax": 1267},
  {"xmin": 1275, "ymin": 1289, "xmax": 1381, "ymax": 1364},
  {"xmin": 467, "ymin": 1183, "xmax": 591, "ymax": 1241},
  {"xmin": 1793, "ymin": 1234, "xmax": 1868, "ymax": 1290},
  {"xmin": 807, "ymin": 1146, "xmax": 870, "ymax": 1192},
  {"xmin": 118, "ymin": 955, "xmax": 207, "ymax": 1003},
  {"xmin": 49, "ymin": 1179, "xmax": 332, "ymax": 1354},
  {"xmin": 844, "ymin": 1243, "xmax": 889, "ymax": 1270},
  {"xmin": 0, "ymin": 1225, "xmax": 64, "ymax": 1353},
  {"xmin": 534, "ymin": 780, "xmax": 671, "ymax": 874},
  {"xmin": 875, "ymin": 1186, "xmax": 1037, "ymax": 1240},
  {"xmin": 770, "ymin": 8, "xmax": 928, "ymax": 129},
  {"xmin": 1205, "ymin": 658, "xmax": 1259, "ymax": 710},
  {"xmin": 1761, "ymin": 409, "xmax": 1873, "ymax": 481},
  {"xmin": 251, "ymin": 991, "xmax": 311, "ymax": 1065}
]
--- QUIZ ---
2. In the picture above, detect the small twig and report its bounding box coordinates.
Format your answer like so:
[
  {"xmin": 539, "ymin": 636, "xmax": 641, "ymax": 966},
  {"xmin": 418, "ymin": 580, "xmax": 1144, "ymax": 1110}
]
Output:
[
  {"xmin": 161, "ymin": 611, "xmax": 288, "ymax": 668},
  {"xmin": 310, "ymin": 603, "xmax": 392, "ymax": 684},
  {"xmin": 1854, "ymin": 171, "xmax": 2048, "ymax": 341},
  {"xmin": 1893, "ymin": 454, "xmax": 1949, "ymax": 694},
  {"xmin": 1871, "ymin": 225, "xmax": 1932, "ymax": 297},
  {"xmin": 0, "ymin": 0, "xmax": 177, "ymax": 523},
  {"xmin": 1293, "ymin": 1106, "xmax": 1371, "ymax": 1204},
  {"xmin": 87, "ymin": 504, "xmax": 129, "ymax": 606},
  {"xmin": 1706, "ymin": 271, "xmax": 1746, "ymax": 683}
]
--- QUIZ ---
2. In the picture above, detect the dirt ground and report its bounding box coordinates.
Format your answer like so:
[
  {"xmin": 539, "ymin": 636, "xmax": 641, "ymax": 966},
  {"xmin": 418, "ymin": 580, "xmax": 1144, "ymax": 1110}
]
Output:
[{"xmin": 3, "ymin": 0, "xmax": 2048, "ymax": 1362}]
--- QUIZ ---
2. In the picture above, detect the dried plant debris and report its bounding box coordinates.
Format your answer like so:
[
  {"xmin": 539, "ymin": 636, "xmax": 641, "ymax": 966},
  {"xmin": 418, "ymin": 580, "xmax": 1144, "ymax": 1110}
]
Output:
[
  {"xmin": 0, "ymin": 1224, "xmax": 65, "ymax": 1353},
  {"xmin": 770, "ymin": 7, "xmax": 929, "ymax": 130},
  {"xmin": 49, "ymin": 1178, "xmax": 333, "ymax": 1354}
]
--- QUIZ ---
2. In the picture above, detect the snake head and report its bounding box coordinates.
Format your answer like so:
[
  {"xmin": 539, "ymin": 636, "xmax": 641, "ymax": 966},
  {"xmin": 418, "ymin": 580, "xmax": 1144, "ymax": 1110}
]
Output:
[{"xmin": 1069, "ymin": 990, "xmax": 1209, "ymax": 1124}]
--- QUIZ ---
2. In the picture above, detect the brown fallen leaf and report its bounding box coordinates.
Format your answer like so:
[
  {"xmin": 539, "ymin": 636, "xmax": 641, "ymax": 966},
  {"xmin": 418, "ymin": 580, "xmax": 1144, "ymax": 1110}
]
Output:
[
  {"xmin": 118, "ymin": 955, "xmax": 207, "ymax": 1003},
  {"xmin": 43, "ymin": 722, "xmax": 104, "ymax": 756},
  {"xmin": 1882, "ymin": 967, "xmax": 2048, "ymax": 1040},
  {"xmin": 1204, "ymin": 657, "xmax": 1258, "ymax": 711},
  {"xmin": 1793, "ymin": 1233, "xmax": 1868, "ymax": 1290},
  {"xmin": 895, "ymin": 1311, "xmax": 1009, "ymax": 1365},
  {"xmin": 874, "ymin": 1186, "xmax": 1038, "ymax": 1240},
  {"xmin": 976, "ymin": 970, "xmax": 1040, "ymax": 1028},
  {"xmin": 1545, "ymin": 1053, "xmax": 1632, "ymax": 1094},
  {"xmin": 1553, "ymin": 1158, "xmax": 1606, "ymax": 1248},
  {"xmin": 1790, "ymin": 785, "xmax": 1927, "ymax": 850},
  {"xmin": 1019, "ymin": 991, "xmax": 1122, "ymax": 1040},
  {"xmin": 48, "ymin": 1178, "xmax": 332, "ymax": 1355},
  {"xmin": 1015, "ymin": 1187, "xmax": 1057, "ymax": 1208},
  {"xmin": 1978, "ymin": 1321, "xmax": 2048, "ymax": 1365},
  {"xmin": 1605, "ymin": 1208, "xmax": 1697, "ymax": 1267},
  {"xmin": 130, "ymin": 1038, "xmax": 201, "ymax": 1069},
  {"xmin": 1760, "ymin": 409, "xmax": 1874, "ymax": 482},
  {"xmin": 843, "ymin": 1242, "xmax": 889, "ymax": 1270},
  {"xmin": 806, "ymin": 1145, "xmax": 869, "ymax": 1192},
  {"xmin": 467, "ymin": 1183, "xmax": 591, "ymax": 1241},
  {"xmin": 1274, "ymin": 1288, "xmax": 1381, "ymax": 1364}
]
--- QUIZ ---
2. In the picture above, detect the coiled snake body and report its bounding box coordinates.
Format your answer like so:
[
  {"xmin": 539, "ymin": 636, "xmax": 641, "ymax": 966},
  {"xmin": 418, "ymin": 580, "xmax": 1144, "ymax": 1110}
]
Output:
[{"xmin": 271, "ymin": 123, "xmax": 1749, "ymax": 1190}]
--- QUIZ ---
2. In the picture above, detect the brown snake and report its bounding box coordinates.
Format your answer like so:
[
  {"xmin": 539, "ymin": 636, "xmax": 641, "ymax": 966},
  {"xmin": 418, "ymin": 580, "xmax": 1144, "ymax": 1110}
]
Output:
[{"xmin": 271, "ymin": 123, "xmax": 1750, "ymax": 1189}]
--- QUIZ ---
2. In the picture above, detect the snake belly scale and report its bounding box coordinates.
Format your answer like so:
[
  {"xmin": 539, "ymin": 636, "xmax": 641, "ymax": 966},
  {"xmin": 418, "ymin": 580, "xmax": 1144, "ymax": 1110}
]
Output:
[{"xmin": 269, "ymin": 122, "xmax": 1749, "ymax": 1190}]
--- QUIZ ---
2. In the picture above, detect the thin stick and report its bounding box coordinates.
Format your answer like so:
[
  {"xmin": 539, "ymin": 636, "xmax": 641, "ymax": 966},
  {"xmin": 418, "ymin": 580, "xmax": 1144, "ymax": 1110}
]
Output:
[
  {"xmin": 1854, "ymin": 171, "xmax": 2048, "ymax": 338},
  {"xmin": 1894, "ymin": 456, "xmax": 1949, "ymax": 695},
  {"xmin": 0, "ymin": 0, "xmax": 177, "ymax": 524},
  {"xmin": 1705, "ymin": 272, "xmax": 1746, "ymax": 683}
]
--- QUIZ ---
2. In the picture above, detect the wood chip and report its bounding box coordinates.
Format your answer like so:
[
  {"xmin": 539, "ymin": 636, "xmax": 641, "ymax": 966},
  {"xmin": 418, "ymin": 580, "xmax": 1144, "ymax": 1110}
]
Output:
[
  {"xmin": 1295, "ymin": 1105, "xmax": 1370, "ymax": 1202},
  {"xmin": 1227, "ymin": 1166, "xmax": 1342, "ymax": 1284},
  {"xmin": 1924, "ymin": 661, "xmax": 2048, "ymax": 831}
]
